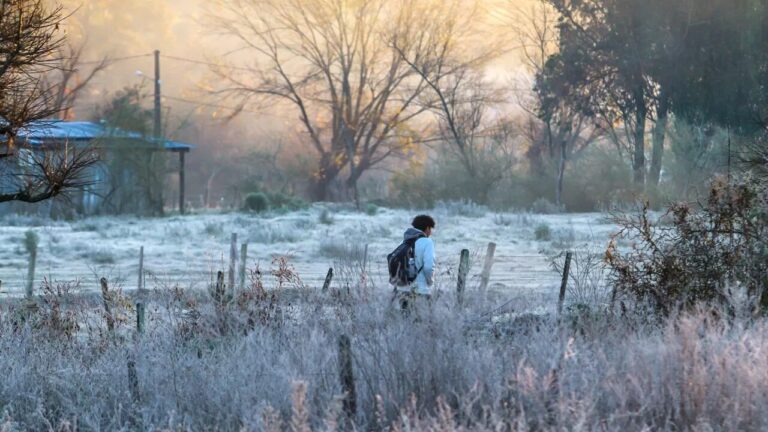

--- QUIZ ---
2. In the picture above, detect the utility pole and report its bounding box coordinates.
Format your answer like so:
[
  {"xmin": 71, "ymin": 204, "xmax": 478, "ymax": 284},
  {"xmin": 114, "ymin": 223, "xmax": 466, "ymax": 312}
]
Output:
[
  {"xmin": 153, "ymin": 50, "xmax": 162, "ymax": 140},
  {"xmin": 153, "ymin": 50, "xmax": 170, "ymax": 215}
]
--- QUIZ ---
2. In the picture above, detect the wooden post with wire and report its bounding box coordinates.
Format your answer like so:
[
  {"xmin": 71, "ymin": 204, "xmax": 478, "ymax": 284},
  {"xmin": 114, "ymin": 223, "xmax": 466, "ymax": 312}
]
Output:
[
  {"xmin": 229, "ymin": 233, "xmax": 237, "ymax": 291},
  {"xmin": 322, "ymin": 268, "xmax": 334, "ymax": 292},
  {"xmin": 479, "ymin": 242, "xmax": 497, "ymax": 294},
  {"xmin": 239, "ymin": 243, "xmax": 248, "ymax": 290},
  {"xmin": 557, "ymin": 252, "xmax": 573, "ymax": 318},
  {"xmin": 99, "ymin": 277, "xmax": 115, "ymax": 333},
  {"xmin": 457, "ymin": 249, "xmax": 470, "ymax": 307}
]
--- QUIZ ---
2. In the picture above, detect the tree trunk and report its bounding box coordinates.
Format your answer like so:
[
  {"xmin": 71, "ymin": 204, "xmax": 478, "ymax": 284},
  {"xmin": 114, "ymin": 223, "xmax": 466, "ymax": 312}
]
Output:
[
  {"xmin": 346, "ymin": 161, "xmax": 360, "ymax": 210},
  {"xmin": 632, "ymin": 87, "xmax": 648, "ymax": 190},
  {"xmin": 204, "ymin": 168, "xmax": 222, "ymax": 208},
  {"xmin": 555, "ymin": 138, "xmax": 567, "ymax": 208},
  {"xmin": 346, "ymin": 162, "xmax": 367, "ymax": 209},
  {"xmin": 649, "ymin": 93, "xmax": 670, "ymax": 187},
  {"xmin": 310, "ymin": 155, "xmax": 342, "ymax": 202}
]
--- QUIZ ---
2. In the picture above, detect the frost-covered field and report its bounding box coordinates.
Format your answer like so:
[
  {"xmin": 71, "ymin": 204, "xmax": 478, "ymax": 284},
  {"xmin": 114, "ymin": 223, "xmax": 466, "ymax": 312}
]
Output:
[
  {"xmin": 0, "ymin": 205, "xmax": 618, "ymax": 299},
  {"xmin": 4, "ymin": 206, "xmax": 768, "ymax": 431}
]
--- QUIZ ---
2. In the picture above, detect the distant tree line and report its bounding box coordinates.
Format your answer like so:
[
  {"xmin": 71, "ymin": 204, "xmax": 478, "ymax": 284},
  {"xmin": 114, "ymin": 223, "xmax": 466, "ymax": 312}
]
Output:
[
  {"xmin": 203, "ymin": 0, "xmax": 768, "ymax": 210},
  {"xmin": 537, "ymin": 0, "xmax": 768, "ymax": 193}
]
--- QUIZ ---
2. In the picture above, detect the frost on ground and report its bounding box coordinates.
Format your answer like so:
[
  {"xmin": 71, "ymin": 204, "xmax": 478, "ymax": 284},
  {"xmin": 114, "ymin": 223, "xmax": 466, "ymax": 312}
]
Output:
[
  {"xmin": 0, "ymin": 205, "xmax": 618, "ymax": 300},
  {"xmin": 1, "ymin": 206, "xmax": 765, "ymax": 431},
  {"xmin": 0, "ymin": 279, "xmax": 764, "ymax": 431}
]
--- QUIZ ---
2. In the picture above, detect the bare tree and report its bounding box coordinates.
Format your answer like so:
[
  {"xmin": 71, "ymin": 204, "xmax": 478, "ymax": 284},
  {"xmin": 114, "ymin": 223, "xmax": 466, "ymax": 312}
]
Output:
[
  {"xmin": 391, "ymin": 1, "xmax": 513, "ymax": 203},
  {"xmin": 39, "ymin": 40, "xmax": 111, "ymax": 120},
  {"xmin": 208, "ymin": 0, "xmax": 486, "ymax": 202},
  {"xmin": 0, "ymin": 0, "xmax": 98, "ymax": 204},
  {"xmin": 510, "ymin": 2, "xmax": 600, "ymax": 208}
]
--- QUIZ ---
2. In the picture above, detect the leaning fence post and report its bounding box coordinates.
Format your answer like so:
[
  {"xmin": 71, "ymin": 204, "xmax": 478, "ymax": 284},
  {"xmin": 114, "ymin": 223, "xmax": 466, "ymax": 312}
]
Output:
[
  {"xmin": 479, "ymin": 242, "xmax": 497, "ymax": 294},
  {"xmin": 239, "ymin": 243, "xmax": 248, "ymax": 290},
  {"xmin": 457, "ymin": 249, "xmax": 470, "ymax": 307},
  {"xmin": 136, "ymin": 302, "xmax": 145, "ymax": 334},
  {"xmin": 557, "ymin": 251, "xmax": 573, "ymax": 318},
  {"xmin": 322, "ymin": 268, "xmax": 334, "ymax": 292},
  {"xmin": 229, "ymin": 233, "xmax": 238, "ymax": 291},
  {"xmin": 338, "ymin": 334, "xmax": 357, "ymax": 423},
  {"xmin": 100, "ymin": 277, "xmax": 115, "ymax": 333}
]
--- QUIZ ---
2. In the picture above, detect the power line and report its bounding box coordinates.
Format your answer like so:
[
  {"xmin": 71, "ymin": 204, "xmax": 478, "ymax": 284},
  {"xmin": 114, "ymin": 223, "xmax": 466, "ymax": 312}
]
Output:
[
  {"xmin": 79, "ymin": 53, "xmax": 255, "ymax": 72},
  {"xmin": 75, "ymin": 51, "xmax": 260, "ymax": 115},
  {"xmin": 80, "ymin": 53, "xmax": 154, "ymax": 65},
  {"xmin": 163, "ymin": 95, "xmax": 261, "ymax": 114},
  {"xmin": 161, "ymin": 54, "xmax": 255, "ymax": 72}
]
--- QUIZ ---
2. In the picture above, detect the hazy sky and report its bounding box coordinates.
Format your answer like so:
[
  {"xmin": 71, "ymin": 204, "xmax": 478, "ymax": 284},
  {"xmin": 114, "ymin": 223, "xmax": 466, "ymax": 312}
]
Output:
[{"xmin": 61, "ymin": 0, "xmax": 534, "ymax": 134}]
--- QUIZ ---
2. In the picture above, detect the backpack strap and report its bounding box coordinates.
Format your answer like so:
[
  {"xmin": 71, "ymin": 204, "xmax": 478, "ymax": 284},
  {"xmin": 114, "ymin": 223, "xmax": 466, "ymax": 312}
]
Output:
[{"xmin": 413, "ymin": 234, "xmax": 425, "ymax": 276}]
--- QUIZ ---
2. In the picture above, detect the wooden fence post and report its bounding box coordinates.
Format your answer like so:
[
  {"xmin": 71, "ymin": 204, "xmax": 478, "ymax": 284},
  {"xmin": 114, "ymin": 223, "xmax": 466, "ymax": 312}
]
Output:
[
  {"xmin": 100, "ymin": 277, "xmax": 115, "ymax": 333},
  {"xmin": 457, "ymin": 249, "xmax": 470, "ymax": 307},
  {"xmin": 136, "ymin": 302, "xmax": 145, "ymax": 334},
  {"xmin": 338, "ymin": 334, "xmax": 357, "ymax": 422},
  {"xmin": 24, "ymin": 231, "xmax": 38, "ymax": 299},
  {"xmin": 239, "ymin": 243, "xmax": 248, "ymax": 290},
  {"xmin": 137, "ymin": 246, "xmax": 144, "ymax": 293},
  {"xmin": 127, "ymin": 359, "xmax": 141, "ymax": 404},
  {"xmin": 557, "ymin": 252, "xmax": 573, "ymax": 318},
  {"xmin": 213, "ymin": 271, "xmax": 226, "ymax": 304},
  {"xmin": 545, "ymin": 364, "xmax": 560, "ymax": 425},
  {"xmin": 229, "ymin": 234, "xmax": 238, "ymax": 291},
  {"xmin": 322, "ymin": 268, "xmax": 334, "ymax": 292},
  {"xmin": 136, "ymin": 302, "xmax": 146, "ymax": 334},
  {"xmin": 479, "ymin": 242, "xmax": 497, "ymax": 294}
]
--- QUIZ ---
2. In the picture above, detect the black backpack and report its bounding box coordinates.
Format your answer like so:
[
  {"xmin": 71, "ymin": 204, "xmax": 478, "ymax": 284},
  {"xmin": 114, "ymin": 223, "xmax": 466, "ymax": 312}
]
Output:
[{"xmin": 387, "ymin": 234, "xmax": 424, "ymax": 287}]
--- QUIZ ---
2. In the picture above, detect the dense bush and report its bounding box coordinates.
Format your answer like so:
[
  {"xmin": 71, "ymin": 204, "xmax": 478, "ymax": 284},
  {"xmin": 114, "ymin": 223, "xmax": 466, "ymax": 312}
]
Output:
[
  {"xmin": 244, "ymin": 192, "xmax": 270, "ymax": 213},
  {"xmin": 534, "ymin": 223, "xmax": 552, "ymax": 241},
  {"xmin": 606, "ymin": 177, "xmax": 768, "ymax": 315},
  {"xmin": 266, "ymin": 191, "xmax": 307, "ymax": 212},
  {"xmin": 318, "ymin": 208, "xmax": 334, "ymax": 225},
  {"xmin": 531, "ymin": 198, "xmax": 563, "ymax": 214},
  {"xmin": 243, "ymin": 190, "xmax": 306, "ymax": 213},
  {"xmin": 364, "ymin": 203, "xmax": 378, "ymax": 216}
]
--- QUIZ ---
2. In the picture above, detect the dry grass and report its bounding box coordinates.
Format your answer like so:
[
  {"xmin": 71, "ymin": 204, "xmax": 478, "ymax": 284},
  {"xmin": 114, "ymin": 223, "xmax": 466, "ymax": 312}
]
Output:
[{"xmin": 0, "ymin": 256, "xmax": 765, "ymax": 431}]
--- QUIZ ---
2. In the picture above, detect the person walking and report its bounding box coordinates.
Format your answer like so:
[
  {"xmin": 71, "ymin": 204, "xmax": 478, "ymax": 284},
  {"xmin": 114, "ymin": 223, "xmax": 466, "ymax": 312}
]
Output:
[{"xmin": 387, "ymin": 215, "xmax": 436, "ymax": 314}]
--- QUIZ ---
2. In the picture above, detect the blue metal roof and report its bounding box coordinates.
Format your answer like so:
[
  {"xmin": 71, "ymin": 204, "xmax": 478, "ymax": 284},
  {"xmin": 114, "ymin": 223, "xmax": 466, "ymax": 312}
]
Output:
[{"xmin": 17, "ymin": 120, "xmax": 194, "ymax": 151}]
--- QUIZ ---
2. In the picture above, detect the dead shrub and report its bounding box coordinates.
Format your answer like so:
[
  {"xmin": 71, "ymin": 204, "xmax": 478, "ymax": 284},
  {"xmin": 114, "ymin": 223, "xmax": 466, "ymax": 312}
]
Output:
[
  {"xmin": 606, "ymin": 176, "xmax": 768, "ymax": 316},
  {"xmin": 33, "ymin": 278, "xmax": 82, "ymax": 338}
]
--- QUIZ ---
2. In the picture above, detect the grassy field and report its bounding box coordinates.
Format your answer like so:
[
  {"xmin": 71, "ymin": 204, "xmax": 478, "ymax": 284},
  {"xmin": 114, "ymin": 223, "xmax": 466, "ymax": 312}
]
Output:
[
  {"xmin": 0, "ymin": 204, "xmax": 617, "ymax": 298},
  {"xmin": 3, "ymin": 205, "xmax": 760, "ymax": 431},
  {"xmin": 0, "ymin": 276, "xmax": 763, "ymax": 431}
]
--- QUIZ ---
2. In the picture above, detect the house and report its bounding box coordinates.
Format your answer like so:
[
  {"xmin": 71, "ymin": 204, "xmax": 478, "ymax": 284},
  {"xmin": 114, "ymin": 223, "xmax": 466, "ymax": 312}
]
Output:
[{"xmin": 5, "ymin": 120, "xmax": 193, "ymax": 216}]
